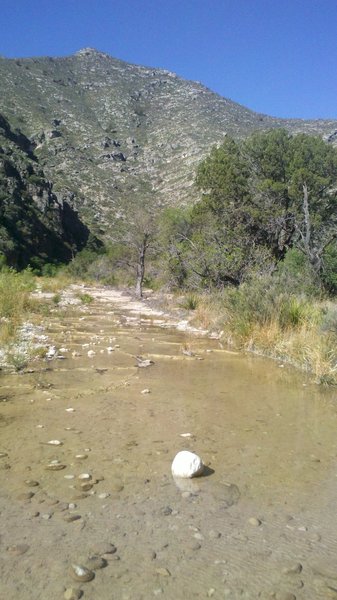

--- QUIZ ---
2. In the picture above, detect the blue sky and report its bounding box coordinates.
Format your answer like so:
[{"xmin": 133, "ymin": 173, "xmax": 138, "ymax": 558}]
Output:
[{"xmin": 1, "ymin": 0, "xmax": 336, "ymax": 119}]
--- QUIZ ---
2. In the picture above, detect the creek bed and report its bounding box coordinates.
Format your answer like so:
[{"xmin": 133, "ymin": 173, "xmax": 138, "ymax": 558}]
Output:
[{"xmin": 1, "ymin": 291, "xmax": 337, "ymax": 600}]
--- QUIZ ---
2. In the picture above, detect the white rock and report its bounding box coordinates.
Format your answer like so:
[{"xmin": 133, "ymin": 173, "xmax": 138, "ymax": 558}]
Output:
[{"xmin": 171, "ymin": 450, "xmax": 204, "ymax": 478}]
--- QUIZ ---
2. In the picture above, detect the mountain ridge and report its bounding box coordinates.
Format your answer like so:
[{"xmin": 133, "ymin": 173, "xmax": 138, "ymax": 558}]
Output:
[{"xmin": 0, "ymin": 48, "xmax": 337, "ymax": 247}]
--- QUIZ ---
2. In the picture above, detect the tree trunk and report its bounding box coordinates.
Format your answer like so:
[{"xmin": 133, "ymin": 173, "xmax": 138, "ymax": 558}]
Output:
[{"xmin": 135, "ymin": 234, "xmax": 149, "ymax": 298}]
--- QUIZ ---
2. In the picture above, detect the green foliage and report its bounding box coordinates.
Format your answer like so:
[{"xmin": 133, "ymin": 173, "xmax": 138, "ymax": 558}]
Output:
[
  {"xmin": 180, "ymin": 293, "xmax": 199, "ymax": 310},
  {"xmin": 7, "ymin": 351, "xmax": 28, "ymax": 371},
  {"xmin": 191, "ymin": 130, "xmax": 337, "ymax": 291},
  {"xmin": 0, "ymin": 268, "xmax": 36, "ymax": 343},
  {"xmin": 77, "ymin": 293, "xmax": 93, "ymax": 304},
  {"xmin": 40, "ymin": 263, "xmax": 60, "ymax": 277},
  {"xmin": 321, "ymin": 242, "xmax": 337, "ymax": 294},
  {"xmin": 66, "ymin": 248, "xmax": 104, "ymax": 279}
]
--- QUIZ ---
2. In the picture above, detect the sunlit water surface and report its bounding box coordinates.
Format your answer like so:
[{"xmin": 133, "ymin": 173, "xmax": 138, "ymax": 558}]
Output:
[{"xmin": 1, "ymin": 299, "xmax": 337, "ymax": 599}]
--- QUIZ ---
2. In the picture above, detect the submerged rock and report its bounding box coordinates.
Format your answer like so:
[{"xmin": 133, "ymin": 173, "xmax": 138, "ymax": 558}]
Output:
[
  {"xmin": 171, "ymin": 451, "xmax": 204, "ymax": 478},
  {"xmin": 69, "ymin": 564, "xmax": 94, "ymax": 582}
]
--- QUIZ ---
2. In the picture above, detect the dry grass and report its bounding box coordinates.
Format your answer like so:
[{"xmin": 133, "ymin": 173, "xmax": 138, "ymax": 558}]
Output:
[
  {"xmin": 38, "ymin": 273, "xmax": 71, "ymax": 293},
  {"xmin": 0, "ymin": 269, "xmax": 36, "ymax": 343},
  {"xmin": 189, "ymin": 289, "xmax": 337, "ymax": 385}
]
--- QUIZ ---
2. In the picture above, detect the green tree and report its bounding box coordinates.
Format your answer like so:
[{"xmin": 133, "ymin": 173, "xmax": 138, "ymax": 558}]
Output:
[{"xmin": 191, "ymin": 130, "xmax": 337, "ymax": 289}]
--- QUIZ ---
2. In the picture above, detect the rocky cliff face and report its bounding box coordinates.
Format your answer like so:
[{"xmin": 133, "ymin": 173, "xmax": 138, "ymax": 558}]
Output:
[
  {"xmin": 0, "ymin": 114, "xmax": 91, "ymax": 268},
  {"xmin": 1, "ymin": 48, "xmax": 337, "ymax": 247}
]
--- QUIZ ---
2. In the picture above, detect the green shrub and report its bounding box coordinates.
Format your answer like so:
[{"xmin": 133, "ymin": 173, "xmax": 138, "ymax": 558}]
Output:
[
  {"xmin": 180, "ymin": 293, "xmax": 200, "ymax": 310},
  {"xmin": 77, "ymin": 293, "xmax": 93, "ymax": 304}
]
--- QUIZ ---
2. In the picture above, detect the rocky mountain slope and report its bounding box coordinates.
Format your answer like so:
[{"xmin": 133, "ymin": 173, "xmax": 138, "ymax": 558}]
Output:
[
  {"xmin": 0, "ymin": 113, "xmax": 92, "ymax": 268},
  {"xmin": 1, "ymin": 47, "xmax": 337, "ymax": 253}
]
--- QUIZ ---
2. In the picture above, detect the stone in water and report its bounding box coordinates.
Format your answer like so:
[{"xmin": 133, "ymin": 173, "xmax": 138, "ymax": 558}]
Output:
[
  {"xmin": 69, "ymin": 564, "xmax": 95, "ymax": 582},
  {"xmin": 171, "ymin": 450, "xmax": 204, "ymax": 478}
]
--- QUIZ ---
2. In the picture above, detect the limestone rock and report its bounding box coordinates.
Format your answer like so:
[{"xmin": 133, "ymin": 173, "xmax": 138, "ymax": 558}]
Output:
[{"xmin": 171, "ymin": 450, "xmax": 204, "ymax": 478}]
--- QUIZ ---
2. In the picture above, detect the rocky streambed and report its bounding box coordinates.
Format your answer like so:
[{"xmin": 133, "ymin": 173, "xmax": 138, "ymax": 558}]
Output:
[{"xmin": 1, "ymin": 286, "xmax": 337, "ymax": 599}]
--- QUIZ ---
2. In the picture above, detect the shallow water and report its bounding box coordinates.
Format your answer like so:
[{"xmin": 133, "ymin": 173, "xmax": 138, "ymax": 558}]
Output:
[{"xmin": 1, "ymin": 293, "xmax": 337, "ymax": 599}]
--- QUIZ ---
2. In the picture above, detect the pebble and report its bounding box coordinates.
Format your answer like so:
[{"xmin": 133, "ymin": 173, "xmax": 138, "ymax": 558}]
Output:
[
  {"xmin": 17, "ymin": 491, "xmax": 34, "ymax": 501},
  {"xmin": 186, "ymin": 541, "xmax": 201, "ymax": 551},
  {"xmin": 7, "ymin": 544, "xmax": 30, "ymax": 556},
  {"xmin": 71, "ymin": 493, "xmax": 89, "ymax": 501},
  {"xmin": 194, "ymin": 532, "xmax": 204, "ymax": 540},
  {"xmin": 98, "ymin": 493, "xmax": 110, "ymax": 499},
  {"xmin": 64, "ymin": 588, "xmax": 83, "ymax": 600},
  {"xmin": 47, "ymin": 440, "xmax": 63, "ymax": 446},
  {"xmin": 78, "ymin": 482, "xmax": 93, "ymax": 492},
  {"xmin": 42, "ymin": 513, "xmax": 52, "ymax": 520},
  {"xmin": 208, "ymin": 530, "xmax": 221, "ymax": 539},
  {"xmin": 54, "ymin": 502, "xmax": 69, "ymax": 512},
  {"xmin": 75, "ymin": 454, "xmax": 88, "ymax": 460},
  {"xmin": 155, "ymin": 567, "xmax": 171, "ymax": 577},
  {"xmin": 208, "ymin": 589, "xmax": 216, "ymax": 598},
  {"xmin": 69, "ymin": 564, "xmax": 95, "ymax": 582},
  {"xmin": 69, "ymin": 503, "xmax": 77, "ymax": 509},
  {"xmin": 85, "ymin": 555, "xmax": 107, "ymax": 570},
  {"xmin": 248, "ymin": 517, "xmax": 262, "ymax": 527},
  {"xmin": 45, "ymin": 463, "xmax": 66, "ymax": 471},
  {"xmin": 64, "ymin": 474, "xmax": 75, "ymax": 480},
  {"xmin": 141, "ymin": 389, "xmax": 151, "ymax": 394},
  {"xmin": 64, "ymin": 514, "xmax": 82, "ymax": 522},
  {"xmin": 161, "ymin": 506, "xmax": 173, "ymax": 516},
  {"xmin": 90, "ymin": 542, "xmax": 117, "ymax": 555},
  {"xmin": 66, "ymin": 408, "xmax": 75, "ymax": 412},
  {"xmin": 0, "ymin": 452, "xmax": 8, "ymax": 458},
  {"xmin": 282, "ymin": 562, "xmax": 302, "ymax": 575},
  {"xmin": 78, "ymin": 473, "xmax": 92, "ymax": 481},
  {"xmin": 110, "ymin": 479, "xmax": 124, "ymax": 492},
  {"xmin": 24, "ymin": 480, "xmax": 39, "ymax": 487}
]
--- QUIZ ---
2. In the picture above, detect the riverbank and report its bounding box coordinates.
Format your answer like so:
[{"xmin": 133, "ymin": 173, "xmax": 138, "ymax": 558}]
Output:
[{"xmin": 0, "ymin": 270, "xmax": 336, "ymax": 384}]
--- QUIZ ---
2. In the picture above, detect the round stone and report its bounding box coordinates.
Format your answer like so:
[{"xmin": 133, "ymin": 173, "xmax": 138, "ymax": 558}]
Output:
[
  {"xmin": 248, "ymin": 517, "xmax": 262, "ymax": 527},
  {"xmin": 17, "ymin": 491, "xmax": 34, "ymax": 501},
  {"xmin": 24, "ymin": 480, "xmax": 39, "ymax": 487},
  {"xmin": 85, "ymin": 555, "xmax": 107, "ymax": 570},
  {"xmin": 171, "ymin": 451, "xmax": 204, "ymax": 478},
  {"xmin": 64, "ymin": 588, "xmax": 83, "ymax": 600},
  {"xmin": 63, "ymin": 514, "xmax": 81, "ymax": 522},
  {"xmin": 282, "ymin": 562, "xmax": 303, "ymax": 575},
  {"xmin": 7, "ymin": 544, "xmax": 29, "ymax": 556},
  {"xmin": 78, "ymin": 482, "xmax": 93, "ymax": 491},
  {"xmin": 110, "ymin": 479, "xmax": 124, "ymax": 492},
  {"xmin": 69, "ymin": 564, "xmax": 95, "ymax": 582},
  {"xmin": 45, "ymin": 463, "xmax": 66, "ymax": 471}
]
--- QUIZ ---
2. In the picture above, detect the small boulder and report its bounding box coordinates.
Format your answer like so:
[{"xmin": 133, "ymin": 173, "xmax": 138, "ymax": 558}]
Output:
[{"xmin": 171, "ymin": 451, "xmax": 204, "ymax": 478}]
